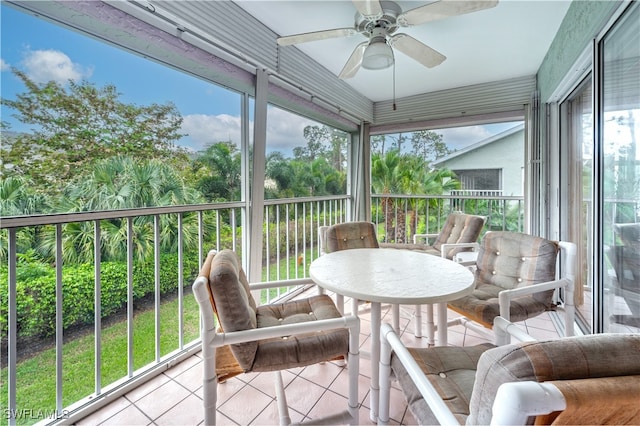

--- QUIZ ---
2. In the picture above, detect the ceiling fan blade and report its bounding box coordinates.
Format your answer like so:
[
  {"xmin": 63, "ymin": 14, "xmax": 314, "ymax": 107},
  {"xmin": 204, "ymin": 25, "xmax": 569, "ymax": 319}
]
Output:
[
  {"xmin": 352, "ymin": 0, "xmax": 383, "ymax": 19},
  {"xmin": 277, "ymin": 28, "xmax": 358, "ymax": 46},
  {"xmin": 390, "ymin": 34, "xmax": 446, "ymax": 68},
  {"xmin": 398, "ymin": 0, "xmax": 498, "ymax": 26},
  {"xmin": 339, "ymin": 42, "xmax": 367, "ymax": 79}
]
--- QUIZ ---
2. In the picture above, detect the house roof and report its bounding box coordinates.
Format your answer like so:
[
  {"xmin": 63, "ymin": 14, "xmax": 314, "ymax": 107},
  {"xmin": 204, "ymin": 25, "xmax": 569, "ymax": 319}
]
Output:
[{"xmin": 433, "ymin": 122, "xmax": 525, "ymax": 166}]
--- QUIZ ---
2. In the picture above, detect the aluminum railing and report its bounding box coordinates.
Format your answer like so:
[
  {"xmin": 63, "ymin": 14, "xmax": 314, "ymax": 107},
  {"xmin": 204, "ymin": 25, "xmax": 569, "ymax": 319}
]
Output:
[
  {"xmin": 1, "ymin": 192, "xmax": 520, "ymax": 424},
  {"xmin": 0, "ymin": 196, "xmax": 348, "ymax": 425},
  {"xmin": 371, "ymin": 193, "xmax": 525, "ymax": 244}
]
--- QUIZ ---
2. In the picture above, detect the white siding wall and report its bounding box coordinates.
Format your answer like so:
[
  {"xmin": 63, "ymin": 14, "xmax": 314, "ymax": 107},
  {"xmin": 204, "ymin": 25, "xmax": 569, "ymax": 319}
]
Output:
[{"xmin": 437, "ymin": 129, "xmax": 524, "ymax": 196}]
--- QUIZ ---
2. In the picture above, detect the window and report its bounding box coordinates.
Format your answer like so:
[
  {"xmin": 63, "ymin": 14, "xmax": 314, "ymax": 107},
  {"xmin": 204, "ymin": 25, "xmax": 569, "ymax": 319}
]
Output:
[{"xmin": 453, "ymin": 169, "xmax": 501, "ymax": 193}]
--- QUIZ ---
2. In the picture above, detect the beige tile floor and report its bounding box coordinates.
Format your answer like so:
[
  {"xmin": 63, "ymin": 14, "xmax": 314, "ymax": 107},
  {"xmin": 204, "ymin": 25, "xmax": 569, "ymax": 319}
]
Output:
[{"xmin": 77, "ymin": 291, "xmax": 564, "ymax": 426}]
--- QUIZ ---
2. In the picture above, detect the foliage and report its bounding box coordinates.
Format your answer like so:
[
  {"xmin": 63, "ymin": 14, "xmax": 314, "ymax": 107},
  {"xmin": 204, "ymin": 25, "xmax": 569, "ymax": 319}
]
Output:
[
  {"xmin": 371, "ymin": 130, "xmax": 451, "ymax": 162},
  {"xmin": 371, "ymin": 149, "xmax": 460, "ymax": 242},
  {"xmin": 195, "ymin": 141, "xmax": 241, "ymax": 201},
  {"xmin": 1, "ymin": 69, "xmax": 191, "ymax": 196},
  {"xmin": 0, "ymin": 252, "xmax": 200, "ymax": 339}
]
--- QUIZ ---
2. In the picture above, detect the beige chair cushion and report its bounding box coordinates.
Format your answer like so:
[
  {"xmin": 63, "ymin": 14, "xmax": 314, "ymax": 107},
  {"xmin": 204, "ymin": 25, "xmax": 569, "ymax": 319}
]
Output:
[
  {"xmin": 448, "ymin": 232, "xmax": 559, "ymax": 327},
  {"xmin": 208, "ymin": 249, "xmax": 349, "ymax": 373},
  {"xmin": 433, "ymin": 213, "xmax": 485, "ymax": 257},
  {"xmin": 380, "ymin": 213, "xmax": 485, "ymax": 259},
  {"xmin": 391, "ymin": 343, "xmax": 495, "ymax": 425},
  {"xmin": 252, "ymin": 295, "xmax": 349, "ymax": 371},
  {"xmin": 393, "ymin": 334, "xmax": 640, "ymax": 426},
  {"xmin": 378, "ymin": 242, "xmax": 441, "ymax": 255},
  {"xmin": 468, "ymin": 333, "xmax": 640, "ymax": 425},
  {"xmin": 208, "ymin": 249, "xmax": 258, "ymax": 370},
  {"xmin": 325, "ymin": 221, "xmax": 379, "ymax": 252}
]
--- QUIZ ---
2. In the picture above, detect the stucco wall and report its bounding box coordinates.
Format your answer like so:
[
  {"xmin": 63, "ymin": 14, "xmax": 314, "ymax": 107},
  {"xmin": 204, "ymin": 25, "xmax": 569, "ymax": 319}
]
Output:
[{"xmin": 537, "ymin": 0, "xmax": 620, "ymax": 102}]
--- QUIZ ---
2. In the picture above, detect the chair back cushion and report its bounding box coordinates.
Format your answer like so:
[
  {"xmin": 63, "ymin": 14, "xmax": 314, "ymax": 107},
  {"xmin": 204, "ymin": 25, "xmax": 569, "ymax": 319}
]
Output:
[
  {"xmin": 326, "ymin": 221, "xmax": 379, "ymax": 252},
  {"xmin": 433, "ymin": 213, "xmax": 485, "ymax": 258},
  {"xmin": 208, "ymin": 249, "xmax": 258, "ymax": 369},
  {"xmin": 476, "ymin": 231, "xmax": 558, "ymax": 293},
  {"xmin": 468, "ymin": 333, "xmax": 640, "ymax": 425},
  {"xmin": 448, "ymin": 232, "xmax": 559, "ymax": 326}
]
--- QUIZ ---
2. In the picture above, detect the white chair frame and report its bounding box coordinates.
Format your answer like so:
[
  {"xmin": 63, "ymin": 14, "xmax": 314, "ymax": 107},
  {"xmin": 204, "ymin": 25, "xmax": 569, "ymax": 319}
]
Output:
[
  {"xmin": 193, "ymin": 275, "xmax": 360, "ymax": 426},
  {"xmin": 444, "ymin": 240, "xmax": 576, "ymax": 345},
  {"xmin": 379, "ymin": 316, "xmax": 541, "ymax": 426}
]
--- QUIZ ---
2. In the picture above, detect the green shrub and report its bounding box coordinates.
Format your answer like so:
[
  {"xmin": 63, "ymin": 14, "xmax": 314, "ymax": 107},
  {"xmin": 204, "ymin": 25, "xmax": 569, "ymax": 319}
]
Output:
[{"xmin": 0, "ymin": 252, "xmax": 201, "ymax": 339}]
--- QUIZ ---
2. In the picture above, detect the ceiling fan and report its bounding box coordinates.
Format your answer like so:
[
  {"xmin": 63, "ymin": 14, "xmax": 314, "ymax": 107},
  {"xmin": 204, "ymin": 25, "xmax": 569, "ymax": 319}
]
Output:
[{"xmin": 277, "ymin": 0, "xmax": 498, "ymax": 79}]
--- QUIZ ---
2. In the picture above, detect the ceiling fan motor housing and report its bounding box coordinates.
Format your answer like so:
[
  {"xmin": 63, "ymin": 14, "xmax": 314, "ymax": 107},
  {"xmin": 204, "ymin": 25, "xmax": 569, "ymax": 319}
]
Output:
[{"xmin": 355, "ymin": 0, "xmax": 402, "ymax": 37}]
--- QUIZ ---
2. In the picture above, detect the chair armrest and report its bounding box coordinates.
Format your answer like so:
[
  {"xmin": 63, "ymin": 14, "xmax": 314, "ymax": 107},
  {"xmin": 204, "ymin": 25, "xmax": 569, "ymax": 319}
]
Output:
[
  {"xmin": 492, "ymin": 375, "xmax": 640, "ymax": 425},
  {"xmin": 413, "ymin": 233, "xmax": 439, "ymax": 244},
  {"xmin": 491, "ymin": 381, "xmax": 566, "ymax": 425},
  {"xmin": 440, "ymin": 242, "xmax": 480, "ymax": 259},
  {"xmin": 212, "ymin": 314, "xmax": 360, "ymax": 347},
  {"xmin": 379, "ymin": 323, "xmax": 459, "ymax": 426},
  {"xmin": 498, "ymin": 277, "xmax": 572, "ymax": 318},
  {"xmin": 493, "ymin": 316, "xmax": 537, "ymax": 344},
  {"xmin": 497, "ymin": 277, "xmax": 575, "ymax": 341},
  {"xmin": 248, "ymin": 278, "xmax": 314, "ymax": 290}
]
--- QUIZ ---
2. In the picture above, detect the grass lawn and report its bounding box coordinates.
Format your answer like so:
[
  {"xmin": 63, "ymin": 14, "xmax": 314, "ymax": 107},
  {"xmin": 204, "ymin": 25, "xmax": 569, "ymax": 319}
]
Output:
[
  {"xmin": 1, "ymin": 292, "xmax": 200, "ymax": 425},
  {"xmin": 2, "ymin": 251, "xmax": 316, "ymax": 425}
]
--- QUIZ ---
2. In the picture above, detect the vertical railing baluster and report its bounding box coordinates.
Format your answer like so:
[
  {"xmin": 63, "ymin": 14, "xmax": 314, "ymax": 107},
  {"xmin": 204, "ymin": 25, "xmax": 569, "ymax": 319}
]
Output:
[
  {"xmin": 285, "ymin": 203, "xmax": 290, "ymax": 281},
  {"xmin": 55, "ymin": 224, "xmax": 63, "ymax": 413},
  {"xmin": 276, "ymin": 205, "xmax": 281, "ymax": 284},
  {"xmin": 265, "ymin": 206, "xmax": 270, "ymax": 295},
  {"xmin": 127, "ymin": 218, "xmax": 134, "ymax": 377},
  {"xmin": 178, "ymin": 213, "xmax": 184, "ymax": 349},
  {"xmin": 94, "ymin": 220, "xmax": 102, "ymax": 396},
  {"xmin": 231, "ymin": 208, "xmax": 237, "ymax": 251},
  {"xmin": 295, "ymin": 203, "xmax": 299, "ymax": 279},
  {"xmin": 198, "ymin": 211, "xmax": 204, "ymax": 266},
  {"xmin": 302, "ymin": 203, "xmax": 307, "ymax": 277},
  {"xmin": 154, "ymin": 215, "xmax": 161, "ymax": 362},
  {"xmin": 215, "ymin": 211, "xmax": 221, "ymax": 250},
  {"xmin": 8, "ymin": 229, "xmax": 17, "ymax": 426}
]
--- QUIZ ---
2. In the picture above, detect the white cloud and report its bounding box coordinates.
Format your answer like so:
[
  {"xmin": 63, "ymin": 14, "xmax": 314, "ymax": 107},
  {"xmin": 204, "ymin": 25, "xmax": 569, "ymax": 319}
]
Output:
[
  {"xmin": 266, "ymin": 107, "xmax": 317, "ymax": 153},
  {"xmin": 181, "ymin": 113, "xmax": 242, "ymax": 151},
  {"xmin": 181, "ymin": 108, "xmax": 318, "ymax": 155},
  {"xmin": 0, "ymin": 58, "xmax": 9, "ymax": 71},
  {"xmin": 21, "ymin": 49, "xmax": 91, "ymax": 84},
  {"xmin": 439, "ymin": 126, "xmax": 492, "ymax": 151}
]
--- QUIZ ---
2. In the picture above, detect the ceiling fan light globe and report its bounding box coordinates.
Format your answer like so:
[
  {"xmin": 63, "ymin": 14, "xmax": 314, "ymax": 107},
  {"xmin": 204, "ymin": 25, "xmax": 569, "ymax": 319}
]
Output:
[{"xmin": 361, "ymin": 42, "xmax": 394, "ymax": 70}]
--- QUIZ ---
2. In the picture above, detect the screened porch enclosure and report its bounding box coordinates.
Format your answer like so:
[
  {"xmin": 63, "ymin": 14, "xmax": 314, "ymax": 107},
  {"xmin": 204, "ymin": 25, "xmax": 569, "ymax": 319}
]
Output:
[{"xmin": 1, "ymin": 1, "xmax": 639, "ymax": 425}]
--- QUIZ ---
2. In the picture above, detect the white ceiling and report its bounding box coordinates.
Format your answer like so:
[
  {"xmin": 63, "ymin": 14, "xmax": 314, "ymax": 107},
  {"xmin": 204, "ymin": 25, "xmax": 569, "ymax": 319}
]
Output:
[{"xmin": 235, "ymin": 0, "xmax": 572, "ymax": 103}]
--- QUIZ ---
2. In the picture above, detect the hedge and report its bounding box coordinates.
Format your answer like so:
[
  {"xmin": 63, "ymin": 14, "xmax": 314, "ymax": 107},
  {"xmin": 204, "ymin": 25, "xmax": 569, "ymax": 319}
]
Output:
[{"xmin": 0, "ymin": 252, "xmax": 200, "ymax": 339}]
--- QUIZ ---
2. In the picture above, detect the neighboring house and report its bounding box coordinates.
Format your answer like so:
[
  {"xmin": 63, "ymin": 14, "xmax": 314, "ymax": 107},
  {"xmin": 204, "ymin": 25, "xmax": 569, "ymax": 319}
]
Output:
[{"xmin": 434, "ymin": 123, "xmax": 524, "ymax": 196}]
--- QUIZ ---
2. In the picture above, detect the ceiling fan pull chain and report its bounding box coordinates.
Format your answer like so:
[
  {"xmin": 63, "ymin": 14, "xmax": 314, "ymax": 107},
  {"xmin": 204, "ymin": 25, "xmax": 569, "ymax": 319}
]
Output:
[{"xmin": 393, "ymin": 57, "xmax": 397, "ymax": 111}]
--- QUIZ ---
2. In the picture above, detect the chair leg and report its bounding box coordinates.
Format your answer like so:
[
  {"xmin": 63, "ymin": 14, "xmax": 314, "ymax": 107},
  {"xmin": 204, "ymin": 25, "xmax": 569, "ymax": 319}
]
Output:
[
  {"xmin": 274, "ymin": 371, "xmax": 292, "ymax": 426},
  {"xmin": 378, "ymin": 330, "xmax": 392, "ymax": 425},
  {"xmin": 203, "ymin": 344, "xmax": 218, "ymax": 425},
  {"xmin": 347, "ymin": 316, "xmax": 360, "ymax": 426}
]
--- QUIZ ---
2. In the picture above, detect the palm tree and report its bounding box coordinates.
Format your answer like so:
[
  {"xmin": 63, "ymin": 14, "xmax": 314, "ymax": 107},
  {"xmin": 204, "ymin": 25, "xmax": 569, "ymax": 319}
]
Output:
[
  {"xmin": 195, "ymin": 142, "xmax": 241, "ymax": 202},
  {"xmin": 371, "ymin": 150, "xmax": 403, "ymax": 242},
  {"xmin": 371, "ymin": 151, "xmax": 461, "ymax": 243},
  {"xmin": 0, "ymin": 176, "xmax": 48, "ymax": 259},
  {"xmin": 39, "ymin": 156, "xmax": 206, "ymax": 263}
]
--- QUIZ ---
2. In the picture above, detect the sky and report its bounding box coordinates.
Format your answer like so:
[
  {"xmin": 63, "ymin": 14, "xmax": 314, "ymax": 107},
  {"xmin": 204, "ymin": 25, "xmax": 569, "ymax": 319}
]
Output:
[{"xmin": 0, "ymin": 4, "xmax": 520, "ymax": 156}]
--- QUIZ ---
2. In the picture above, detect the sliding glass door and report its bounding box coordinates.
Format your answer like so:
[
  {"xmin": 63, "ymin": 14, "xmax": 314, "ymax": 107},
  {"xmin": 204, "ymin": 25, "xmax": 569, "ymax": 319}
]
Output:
[
  {"xmin": 563, "ymin": 77, "xmax": 593, "ymax": 331},
  {"xmin": 600, "ymin": 2, "xmax": 640, "ymax": 333}
]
